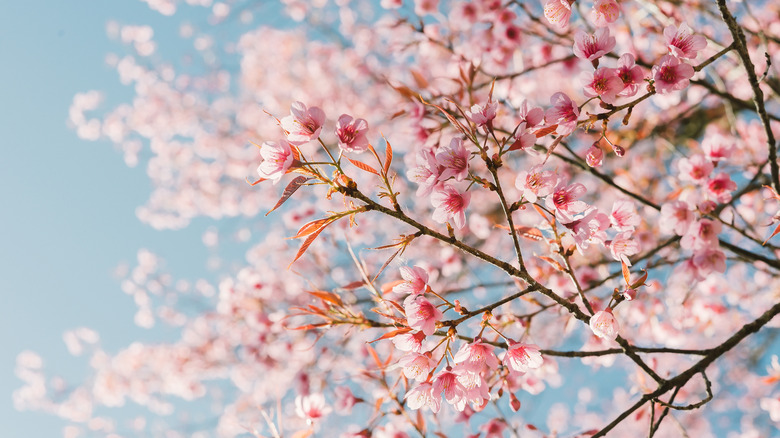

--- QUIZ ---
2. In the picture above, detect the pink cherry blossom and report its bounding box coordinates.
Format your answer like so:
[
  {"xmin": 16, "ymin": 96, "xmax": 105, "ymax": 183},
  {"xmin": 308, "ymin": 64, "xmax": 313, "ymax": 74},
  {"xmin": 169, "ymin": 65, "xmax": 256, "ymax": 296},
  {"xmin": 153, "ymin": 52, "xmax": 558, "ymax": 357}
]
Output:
[
  {"xmin": 589, "ymin": 309, "xmax": 619, "ymax": 341},
  {"xmin": 414, "ymin": 0, "xmax": 439, "ymax": 16},
  {"xmin": 615, "ymin": 53, "xmax": 645, "ymax": 97},
  {"xmin": 543, "ymin": 0, "xmax": 574, "ymax": 29},
  {"xmin": 432, "ymin": 367, "xmax": 467, "ymax": 410},
  {"xmin": 393, "ymin": 266, "xmax": 430, "ymax": 296},
  {"xmin": 407, "ymin": 149, "xmax": 442, "ymax": 197},
  {"xmin": 564, "ymin": 207, "xmax": 610, "ymax": 251},
  {"xmin": 404, "ymin": 295, "xmax": 443, "ymax": 336},
  {"xmin": 680, "ymin": 218, "xmax": 722, "ymax": 251},
  {"xmin": 295, "ymin": 393, "xmax": 332, "ymax": 422},
  {"xmin": 546, "ymin": 92, "xmax": 580, "ymax": 136},
  {"xmin": 396, "ymin": 352, "xmax": 436, "ymax": 381},
  {"xmin": 516, "ymin": 165, "xmax": 557, "ymax": 203},
  {"xmin": 701, "ymin": 132, "xmax": 735, "ymax": 162},
  {"xmin": 581, "ymin": 67, "xmax": 623, "ymax": 104},
  {"xmin": 591, "ymin": 0, "xmax": 620, "ymax": 27},
  {"xmin": 502, "ymin": 341, "xmax": 544, "ymax": 373},
  {"xmin": 465, "ymin": 101, "xmax": 498, "ymax": 128},
  {"xmin": 652, "ymin": 55, "xmax": 695, "ymax": 94},
  {"xmin": 256, "ymin": 140, "xmax": 295, "ymax": 184},
  {"xmin": 678, "ymin": 154, "xmax": 714, "ymax": 184},
  {"xmin": 335, "ymin": 114, "xmax": 369, "ymax": 153},
  {"xmin": 586, "ymin": 144, "xmax": 604, "ymax": 167},
  {"xmin": 573, "ymin": 28, "xmax": 616, "ymax": 62},
  {"xmin": 280, "ymin": 101, "xmax": 325, "ymax": 145},
  {"xmin": 517, "ymin": 99, "xmax": 544, "ymax": 127},
  {"xmin": 392, "ymin": 331, "xmax": 427, "ymax": 353},
  {"xmin": 546, "ymin": 181, "xmax": 588, "ymax": 220},
  {"xmin": 405, "ymin": 382, "xmax": 441, "ymax": 412},
  {"xmin": 664, "ymin": 23, "xmax": 707, "ymax": 59},
  {"xmin": 436, "ymin": 137, "xmax": 470, "ymax": 181},
  {"xmin": 431, "ymin": 184, "xmax": 471, "ymax": 230},
  {"xmin": 659, "ymin": 200, "xmax": 695, "ymax": 235},
  {"xmin": 453, "ymin": 339, "xmax": 499, "ymax": 373},
  {"xmin": 609, "ymin": 232, "xmax": 640, "ymax": 266},
  {"xmin": 334, "ymin": 386, "xmax": 358, "ymax": 415},
  {"xmin": 610, "ymin": 199, "xmax": 640, "ymax": 232},
  {"xmin": 692, "ymin": 248, "xmax": 726, "ymax": 276},
  {"xmin": 706, "ymin": 173, "xmax": 737, "ymax": 204}
]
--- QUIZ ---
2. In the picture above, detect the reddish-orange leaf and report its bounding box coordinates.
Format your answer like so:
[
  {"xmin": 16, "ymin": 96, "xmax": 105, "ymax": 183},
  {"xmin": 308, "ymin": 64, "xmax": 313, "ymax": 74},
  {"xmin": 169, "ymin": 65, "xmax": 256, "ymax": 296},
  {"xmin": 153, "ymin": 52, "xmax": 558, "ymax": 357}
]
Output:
[
  {"xmin": 289, "ymin": 224, "xmax": 329, "ymax": 268},
  {"xmin": 287, "ymin": 323, "xmax": 329, "ymax": 331},
  {"xmin": 621, "ymin": 261, "xmax": 631, "ymax": 286},
  {"xmin": 308, "ymin": 290, "xmax": 343, "ymax": 307},
  {"xmin": 381, "ymin": 279, "xmax": 405, "ymax": 294},
  {"xmin": 365, "ymin": 344, "xmax": 384, "ymax": 370},
  {"xmin": 383, "ymin": 138, "xmax": 393, "ymax": 175},
  {"xmin": 338, "ymin": 281, "xmax": 366, "ymax": 291},
  {"xmin": 373, "ymin": 245, "xmax": 403, "ymax": 282},
  {"xmin": 266, "ymin": 176, "xmax": 310, "ymax": 216},
  {"xmin": 764, "ymin": 223, "xmax": 780, "ymax": 246},
  {"xmin": 382, "ymin": 299, "xmax": 406, "ymax": 314},
  {"xmin": 292, "ymin": 217, "xmax": 332, "ymax": 239},
  {"xmin": 246, "ymin": 176, "xmax": 267, "ymax": 186},
  {"xmin": 347, "ymin": 157, "xmax": 380, "ymax": 175},
  {"xmin": 535, "ymin": 125, "xmax": 558, "ymax": 138},
  {"xmin": 410, "ymin": 69, "xmax": 429, "ymax": 89},
  {"xmin": 368, "ymin": 328, "xmax": 412, "ymax": 343},
  {"xmin": 494, "ymin": 224, "xmax": 544, "ymax": 241},
  {"xmin": 630, "ymin": 270, "xmax": 648, "ymax": 289},
  {"xmin": 539, "ymin": 256, "xmax": 566, "ymax": 272}
]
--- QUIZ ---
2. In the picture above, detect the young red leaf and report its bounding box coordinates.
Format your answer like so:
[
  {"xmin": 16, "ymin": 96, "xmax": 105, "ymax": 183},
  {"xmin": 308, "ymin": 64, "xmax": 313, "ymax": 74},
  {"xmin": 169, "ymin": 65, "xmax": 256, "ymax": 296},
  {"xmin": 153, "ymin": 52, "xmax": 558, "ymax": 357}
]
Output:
[
  {"xmin": 535, "ymin": 125, "xmax": 558, "ymax": 138},
  {"xmin": 539, "ymin": 256, "xmax": 566, "ymax": 272},
  {"xmin": 346, "ymin": 157, "xmax": 380, "ymax": 175},
  {"xmin": 621, "ymin": 261, "xmax": 631, "ymax": 286},
  {"xmin": 289, "ymin": 222, "xmax": 330, "ymax": 268},
  {"xmin": 368, "ymin": 327, "xmax": 412, "ymax": 344},
  {"xmin": 365, "ymin": 344, "xmax": 384, "ymax": 370},
  {"xmin": 246, "ymin": 176, "xmax": 267, "ymax": 186},
  {"xmin": 383, "ymin": 138, "xmax": 393, "ymax": 175},
  {"xmin": 308, "ymin": 290, "xmax": 344, "ymax": 307},
  {"xmin": 763, "ymin": 223, "xmax": 780, "ymax": 246},
  {"xmin": 266, "ymin": 176, "xmax": 310, "ymax": 216},
  {"xmin": 292, "ymin": 218, "xmax": 333, "ymax": 239}
]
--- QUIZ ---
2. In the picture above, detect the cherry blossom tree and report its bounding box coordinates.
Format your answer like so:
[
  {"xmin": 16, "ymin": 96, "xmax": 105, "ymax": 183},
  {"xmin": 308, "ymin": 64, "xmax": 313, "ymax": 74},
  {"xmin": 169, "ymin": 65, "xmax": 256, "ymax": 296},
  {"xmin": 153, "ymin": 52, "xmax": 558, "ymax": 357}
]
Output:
[{"xmin": 16, "ymin": 0, "xmax": 780, "ymax": 437}]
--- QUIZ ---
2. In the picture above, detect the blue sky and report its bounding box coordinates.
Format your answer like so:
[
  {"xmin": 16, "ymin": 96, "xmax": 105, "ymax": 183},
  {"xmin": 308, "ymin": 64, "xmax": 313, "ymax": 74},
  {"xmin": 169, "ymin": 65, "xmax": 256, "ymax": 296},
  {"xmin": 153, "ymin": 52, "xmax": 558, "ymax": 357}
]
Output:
[{"xmin": 0, "ymin": 1, "xmax": 220, "ymax": 436}]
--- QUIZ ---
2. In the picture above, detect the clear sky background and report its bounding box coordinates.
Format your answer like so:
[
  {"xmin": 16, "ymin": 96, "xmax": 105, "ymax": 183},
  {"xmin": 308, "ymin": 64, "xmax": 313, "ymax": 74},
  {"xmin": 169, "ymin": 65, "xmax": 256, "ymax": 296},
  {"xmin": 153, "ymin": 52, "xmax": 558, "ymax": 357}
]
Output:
[{"xmin": 0, "ymin": 2, "xmax": 224, "ymax": 436}]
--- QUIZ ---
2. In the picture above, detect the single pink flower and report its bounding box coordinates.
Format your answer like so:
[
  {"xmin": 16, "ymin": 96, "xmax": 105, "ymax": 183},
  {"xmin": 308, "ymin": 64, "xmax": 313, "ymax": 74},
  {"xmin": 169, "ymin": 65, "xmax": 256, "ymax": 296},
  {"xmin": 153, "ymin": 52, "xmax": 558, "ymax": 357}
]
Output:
[
  {"xmin": 564, "ymin": 207, "xmax": 610, "ymax": 250},
  {"xmin": 407, "ymin": 149, "xmax": 442, "ymax": 197},
  {"xmin": 396, "ymin": 352, "xmax": 437, "ymax": 381},
  {"xmin": 678, "ymin": 154, "xmax": 714, "ymax": 184},
  {"xmin": 652, "ymin": 55, "xmax": 694, "ymax": 94},
  {"xmin": 405, "ymin": 382, "xmax": 441, "ymax": 412},
  {"xmin": 581, "ymin": 67, "xmax": 623, "ymax": 104},
  {"xmin": 516, "ymin": 165, "xmax": 558, "ymax": 203},
  {"xmin": 465, "ymin": 101, "xmax": 498, "ymax": 128},
  {"xmin": 334, "ymin": 386, "xmax": 358, "ymax": 415},
  {"xmin": 680, "ymin": 218, "xmax": 721, "ymax": 251},
  {"xmin": 295, "ymin": 393, "xmax": 332, "ymax": 422},
  {"xmin": 393, "ymin": 266, "xmax": 430, "ymax": 296},
  {"xmin": 392, "ymin": 331, "xmax": 427, "ymax": 353},
  {"xmin": 256, "ymin": 140, "xmax": 295, "ymax": 184},
  {"xmin": 480, "ymin": 419, "xmax": 508, "ymax": 438},
  {"xmin": 706, "ymin": 172, "xmax": 737, "ymax": 204},
  {"xmin": 546, "ymin": 92, "xmax": 580, "ymax": 136},
  {"xmin": 546, "ymin": 181, "xmax": 588, "ymax": 221},
  {"xmin": 432, "ymin": 367, "xmax": 467, "ymax": 410},
  {"xmin": 336, "ymin": 114, "xmax": 369, "ymax": 153},
  {"xmin": 610, "ymin": 199, "xmax": 640, "ymax": 232},
  {"xmin": 280, "ymin": 101, "xmax": 325, "ymax": 145},
  {"xmin": 543, "ymin": 0, "xmax": 574, "ymax": 29},
  {"xmin": 609, "ymin": 232, "xmax": 640, "ymax": 266},
  {"xmin": 659, "ymin": 200, "xmax": 694, "ymax": 235},
  {"xmin": 692, "ymin": 248, "xmax": 726, "ymax": 276},
  {"xmin": 518, "ymin": 99, "xmax": 545, "ymax": 127},
  {"xmin": 414, "ymin": 0, "xmax": 439, "ymax": 16},
  {"xmin": 615, "ymin": 53, "xmax": 645, "ymax": 97},
  {"xmin": 508, "ymin": 126, "xmax": 536, "ymax": 152},
  {"xmin": 701, "ymin": 132, "xmax": 735, "ymax": 162},
  {"xmin": 573, "ymin": 28, "xmax": 616, "ymax": 62},
  {"xmin": 589, "ymin": 309, "xmax": 619, "ymax": 341},
  {"xmin": 591, "ymin": 0, "xmax": 620, "ymax": 27},
  {"xmin": 502, "ymin": 341, "xmax": 544, "ymax": 373},
  {"xmin": 586, "ymin": 143, "xmax": 604, "ymax": 167},
  {"xmin": 453, "ymin": 339, "xmax": 499, "ymax": 373},
  {"xmin": 431, "ymin": 184, "xmax": 471, "ymax": 230},
  {"xmin": 436, "ymin": 137, "xmax": 470, "ymax": 181},
  {"xmin": 404, "ymin": 295, "xmax": 443, "ymax": 336},
  {"xmin": 664, "ymin": 23, "xmax": 707, "ymax": 59}
]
